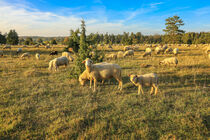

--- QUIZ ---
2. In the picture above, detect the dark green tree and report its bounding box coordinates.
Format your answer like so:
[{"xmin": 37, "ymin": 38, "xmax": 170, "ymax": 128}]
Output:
[
  {"xmin": 0, "ymin": 32, "xmax": 6, "ymax": 44},
  {"xmin": 24, "ymin": 37, "xmax": 33, "ymax": 45},
  {"xmin": 50, "ymin": 38, "xmax": 57, "ymax": 45},
  {"xmin": 163, "ymin": 15, "xmax": 185, "ymax": 43},
  {"xmin": 6, "ymin": 30, "xmax": 19, "ymax": 45}
]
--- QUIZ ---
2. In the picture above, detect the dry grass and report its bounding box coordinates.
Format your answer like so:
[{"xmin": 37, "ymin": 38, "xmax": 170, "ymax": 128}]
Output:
[{"xmin": 0, "ymin": 44, "xmax": 209, "ymax": 139}]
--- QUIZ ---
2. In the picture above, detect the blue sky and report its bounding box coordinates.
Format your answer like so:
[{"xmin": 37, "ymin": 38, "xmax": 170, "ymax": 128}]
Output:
[{"xmin": 0, "ymin": 0, "xmax": 210, "ymax": 36}]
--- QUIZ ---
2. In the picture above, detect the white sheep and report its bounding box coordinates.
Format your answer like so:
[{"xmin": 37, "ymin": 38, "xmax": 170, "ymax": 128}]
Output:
[
  {"xmin": 3, "ymin": 45, "xmax": 11, "ymax": 49},
  {"xmin": 117, "ymin": 51, "xmax": 124, "ymax": 58},
  {"xmin": 173, "ymin": 48, "xmax": 179, "ymax": 56},
  {"xmin": 143, "ymin": 48, "xmax": 152, "ymax": 57},
  {"xmin": 17, "ymin": 48, "xmax": 22, "ymax": 54},
  {"xmin": 159, "ymin": 57, "xmax": 178, "ymax": 67},
  {"xmin": 106, "ymin": 53, "xmax": 117, "ymax": 60},
  {"xmin": 48, "ymin": 56, "xmax": 69, "ymax": 71},
  {"xmin": 81, "ymin": 58, "xmax": 123, "ymax": 92},
  {"xmin": 20, "ymin": 53, "xmax": 30, "ymax": 59},
  {"xmin": 129, "ymin": 73, "xmax": 158, "ymax": 95},
  {"xmin": 35, "ymin": 53, "xmax": 40, "ymax": 60},
  {"xmin": 123, "ymin": 50, "xmax": 134, "ymax": 57},
  {"xmin": 155, "ymin": 47, "xmax": 164, "ymax": 54},
  {"xmin": 164, "ymin": 48, "xmax": 173, "ymax": 54},
  {"xmin": 61, "ymin": 52, "xmax": 74, "ymax": 62}
]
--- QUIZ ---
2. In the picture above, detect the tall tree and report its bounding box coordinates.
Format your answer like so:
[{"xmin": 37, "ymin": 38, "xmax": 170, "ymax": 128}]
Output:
[
  {"xmin": 6, "ymin": 30, "xmax": 19, "ymax": 45},
  {"xmin": 163, "ymin": 15, "xmax": 185, "ymax": 43},
  {"xmin": 0, "ymin": 32, "xmax": 6, "ymax": 44}
]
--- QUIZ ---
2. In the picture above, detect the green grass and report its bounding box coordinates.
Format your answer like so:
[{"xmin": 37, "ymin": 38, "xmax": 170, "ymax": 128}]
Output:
[{"xmin": 0, "ymin": 45, "xmax": 209, "ymax": 139}]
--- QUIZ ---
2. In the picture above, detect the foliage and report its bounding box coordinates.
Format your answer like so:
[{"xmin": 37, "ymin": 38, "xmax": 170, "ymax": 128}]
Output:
[
  {"xmin": 0, "ymin": 32, "xmax": 6, "ymax": 44},
  {"xmin": 6, "ymin": 29, "xmax": 19, "ymax": 45},
  {"xmin": 24, "ymin": 37, "xmax": 34, "ymax": 45},
  {"xmin": 50, "ymin": 38, "xmax": 57, "ymax": 45},
  {"xmin": 163, "ymin": 15, "xmax": 185, "ymax": 43}
]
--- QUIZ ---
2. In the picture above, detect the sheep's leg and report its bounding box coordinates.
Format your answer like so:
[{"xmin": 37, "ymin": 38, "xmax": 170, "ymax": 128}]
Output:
[
  {"xmin": 138, "ymin": 86, "xmax": 141, "ymax": 94},
  {"xmin": 90, "ymin": 78, "xmax": 92, "ymax": 89},
  {"xmin": 140, "ymin": 85, "xmax": 144, "ymax": 94},
  {"xmin": 150, "ymin": 86, "xmax": 154, "ymax": 94},
  {"xmin": 93, "ymin": 79, "xmax": 97, "ymax": 92},
  {"xmin": 153, "ymin": 84, "xmax": 158, "ymax": 95}
]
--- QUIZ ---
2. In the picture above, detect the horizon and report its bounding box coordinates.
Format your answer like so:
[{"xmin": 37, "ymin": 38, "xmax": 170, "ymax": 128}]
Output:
[{"xmin": 0, "ymin": 0, "xmax": 210, "ymax": 37}]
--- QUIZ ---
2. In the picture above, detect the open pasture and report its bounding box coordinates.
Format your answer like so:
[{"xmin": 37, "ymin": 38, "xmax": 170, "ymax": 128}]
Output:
[{"xmin": 0, "ymin": 44, "xmax": 209, "ymax": 139}]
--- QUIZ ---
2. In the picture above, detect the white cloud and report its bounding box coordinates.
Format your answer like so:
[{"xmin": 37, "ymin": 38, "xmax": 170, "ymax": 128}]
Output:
[
  {"xmin": 0, "ymin": 0, "xmax": 164, "ymax": 36},
  {"xmin": 150, "ymin": 2, "xmax": 163, "ymax": 8}
]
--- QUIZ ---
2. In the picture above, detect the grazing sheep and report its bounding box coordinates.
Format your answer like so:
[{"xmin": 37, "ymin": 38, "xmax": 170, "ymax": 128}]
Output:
[
  {"xmin": 117, "ymin": 51, "xmax": 124, "ymax": 58},
  {"xmin": 164, "ymin": 48, "xmax": 173, "ymax": 54},
  {"xmin": 143, "ymin": 48, "xmax": 152, "ymax": 57},
  {"xmin": 162, "ymin": 45, "xmax": 168, "ymax": 50},
  {"xmin": 0, "ymin": 50, "xmax": 3, "ymax": 56},
  {"xmin": 35, "ymin": 53, "xmax": 40, "ymax": 60},
  {"xmin": 48, "ymin": 56, "xmax": 69, "ymax": 71},
  {"xmin": 62, "ymin": 52, "xmax": 74, "ymax": 62},
  {"xmin": 173, "ymin": 48, "xmax": 179, "ymax": 56},
  {"xmin": 82, "ymin": 58, "xmax": 123, "ymax": 92},
  {"xmin": 3, "ymin": 45, "xmax": 11, "ymax": 49},
  {"xmin": 155, "ymin": 47, "xmax": 164, "ymax": 54},
  {"xmin": 129, "ymin": 73, "xmax": 158, "ymax": 95},
  {"xmin": 159, "ymin": 57, "xmax": 178, "ymax": 67},
  {"xmin": 123, "ymin": 50, "xmax": 134, "ymax": 57},
  {"xmin": 49, "ymin": 51, "xmax": 58, "ymax": 55},
  {"xmin": 45, "ymin": 45, "xmax": 51, "ymax": 49},
  {"xmin": 16, "ymin": 48, "xmax": 22, "ymax": 54},
  {"xmin": 106, "ymin": 53, "xmax": 117, "ymax": 60},
  {"xmin": 20, "ymin": 53, "xmax": 30, "ymax": 59},
  {"xmin": 79, "ymin": 69, "xmax": 105, "ymax": 86},
  {"xmin": 124, "ymin": 46, "xmax": 132, "ymax": 51}
]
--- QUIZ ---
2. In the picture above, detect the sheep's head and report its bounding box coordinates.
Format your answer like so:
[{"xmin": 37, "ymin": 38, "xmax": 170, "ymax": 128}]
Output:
[
  {"xmin": 129, "ymin": 74, "xmax": 138, "ymax": 84},
  {"xmin": 82, "ymin": 58, "xmax": 93, "ymax": 67},
  {"xmin": 79, "ymin": 75, "xmax": 86, "ymax": 86}
]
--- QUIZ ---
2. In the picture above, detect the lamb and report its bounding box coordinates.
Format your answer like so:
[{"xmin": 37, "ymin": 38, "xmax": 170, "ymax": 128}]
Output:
[
  {"xmin": 173, "ymin": 48, "xmax": 179, "ymax": 56},
  {"xmin": 35, "ymin": 53, "xmax": 40, "ymax": 60},
  {"xmin": 48, "ymin": 56, "xmax": 69, "ymax": 71},
  {"xmin": 20, "ymin": 52, "xmax": 30, "ymax": 59},
  {"xmin": 129, "ymin": 73, "xmax": 158, "ymax": 95},
  {"xmin": 16, "ymin": 48, "xmax": 22, "ymax": 54},
  {"xmin": 123, "ymin": 50, "xmax": 134, "ymax": 57},
  {"xmin": 106, "ymin": 53, "xmax": 117, "ymax": 60},
  {"xmin": 79, "ymin": 69, "xmax": 105, "ymax": 86},
  {"xmin": 61, "ymin": 52, "xmax": 74, "ymax": 61},
  {"xmin": 164, "ymin": 48, "xmax": 173, "ymax": 54},
  {"xmin": 159, "ymin": 57, "xmax": 178, "ymax": 67},
  {"xmin": 81, "ymin": 58, "xmax": 123, "ymax": 92},
  {"xmin": 49, "ymin": 51, "xmax": 58, "ymax": 55},
  {"xmin": 142, "ymin": 48, "xmax": 152, "ymax": 57},
  {"xmin": 3, "ymin": 45, "xmax": 11, "ymax": 49}
]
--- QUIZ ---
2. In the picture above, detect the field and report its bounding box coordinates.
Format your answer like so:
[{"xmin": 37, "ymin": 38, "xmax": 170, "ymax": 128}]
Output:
[{"xmin": 0, "ymin": 45, "xmax": 209, "ymax": 139}]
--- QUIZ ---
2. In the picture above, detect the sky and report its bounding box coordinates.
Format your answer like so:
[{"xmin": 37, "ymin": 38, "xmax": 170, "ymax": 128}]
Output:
[{"xmin": 0, "ymin": 0, "xmax": 210, "ymax": 36}]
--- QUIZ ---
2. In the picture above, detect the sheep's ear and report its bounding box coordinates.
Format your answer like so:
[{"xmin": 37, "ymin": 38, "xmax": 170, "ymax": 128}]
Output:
[{"xmin": 82, "ymin": 60, "xmax": 86, "ymax": 63}]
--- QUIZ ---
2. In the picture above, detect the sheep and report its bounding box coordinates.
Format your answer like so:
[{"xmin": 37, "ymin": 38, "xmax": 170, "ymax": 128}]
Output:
[
  {"xmin": 124, "ymin": 46, "xmax": 132, "ymax": 51},
  {"xmin": 20, "ymin": 53, "xmax": 30, "ymax": 59},
  {"xmin": 81, "ymin": 58, "xmax": 123, "ymax": 92},
  {"xmin": 49, "ymin": 51, "xmax": 58, "ymax": 55},
  {"xmin": 79, "ymin": 69, "xmax": 105, "ymax": 86},
  {"xmin": 142, "ymin": 48, "xmax": 152, "ymax": 57},
  {"xmin": 117, "ymin": 51, "xmax": 124, "ymax": 58},
  {"xmin": 164, "ymin": 48, "xmax": 173, "ymax": 54},
  {"xmin": 173, "ymin": 48, "xmax": 179, "ymax": 56},
  {"xmin": 155, "ymin": 47, "xmax": 164, "ymax": 54},
  {"xmin": 106, "ymin": 53, "xmax": 117, "ymax": 60},
  {"xmin": 48, "ymin": 56, "xmax": 69, "ymax": 71},
  {"xmin": 159, "ymin": 57, "xmax": 178, "ymax": 67},
  {"xmin": 0, "ymin": 50, "xmax": 3, "ymax": 56},
  {"xmin": 3, "ymin": 45, "xmax": 11, "ymax": 49},
  {"xmin": 129, "ymin": 73, "xmax": 158, "ymax": 95},
  {"xmin": 16, "ymin": 48, "xmax": 22, "ymax": 55},
  {"xmin": 61, "ymin": 52, "xmax": 74, "ymax": 62},
  {"xmin": 35, "ymin": 53, "xmax": 40, "ymax": 60},
  {"xmin": 123, "ymin": 50, "xmax": 134, "ymax": 57},
  {"xmin": 205, "ymin": 46, "xmax": 210, "ymax": 54}
]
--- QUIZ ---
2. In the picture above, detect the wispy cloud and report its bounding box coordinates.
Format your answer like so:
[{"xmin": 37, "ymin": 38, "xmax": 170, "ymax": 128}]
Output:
[
  {"xmin": 150, "ymin": 2, "xmax": 163, "ymax": 8},
  {"xmin": 194, "ymin": 6, "xmax": 210, "ymax": 16}
]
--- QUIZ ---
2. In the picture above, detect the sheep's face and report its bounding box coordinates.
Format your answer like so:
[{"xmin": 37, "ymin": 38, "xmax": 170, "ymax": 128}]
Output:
[
  {"xmin": 79, "ymin": 76, "xmax": 86, "ymax": 86},
  {"xmin": 82, "ymin": 58, "xmax": 93, "ymax": 66},
  {"xmin": 130, "ymin": 75, "xmax": 138, "ymax": 84}
]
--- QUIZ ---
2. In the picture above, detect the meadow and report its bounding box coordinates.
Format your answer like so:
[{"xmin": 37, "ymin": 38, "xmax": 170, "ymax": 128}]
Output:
[{"xmin": 0, "ymin": 44, "xmax": 209, "ymax": 139}]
